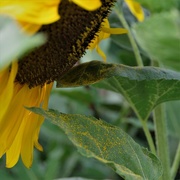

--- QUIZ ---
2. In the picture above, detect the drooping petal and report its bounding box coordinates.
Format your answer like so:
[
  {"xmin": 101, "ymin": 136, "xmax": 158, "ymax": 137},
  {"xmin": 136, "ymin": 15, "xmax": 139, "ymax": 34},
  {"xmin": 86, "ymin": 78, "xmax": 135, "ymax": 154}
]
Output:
[
  {"xmin": 6, "ymin": 118, "xmax": 26, "ymax": 168},
  {"xmin": 125, "ymin": 0, "xmax": 144, "ymax": 22},
  {"xmin": 96, "ymin": 45, "xmax": 107, "ymax": 61},
  {"xmin": 21, "ymin": 113, "xmax": 41, "ymax": 168},
  {"xmin": 88, "ymin": 19, "xmax": 110, "ymax": 50},
  {"xmin": 71, "ymin": 0, "xmax": 102, "ymax": 11},
  {"xmin": 89, "ymin": 19, "xmax": 127, "ymax": 60},
  {"xmin": 0, "ymin": 84, "xmax": 31, "ymax": 157},
  {"xmin": 21, "ymin": 83, "xmax": 52, "ymax": 168},
  {"xmin": 0, "ymin": 62, "xmax": 18, "ymax": 121},
  {"xmin": 0, "ymin": 80, "xmax": 53, "ymax": 167}
]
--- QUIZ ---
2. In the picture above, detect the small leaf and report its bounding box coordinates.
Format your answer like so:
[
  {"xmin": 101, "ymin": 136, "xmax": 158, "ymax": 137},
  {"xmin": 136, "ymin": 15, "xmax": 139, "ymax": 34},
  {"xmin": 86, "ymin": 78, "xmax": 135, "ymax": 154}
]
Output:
[
  {"xmin": 0, "ymin": 16, "xmax": 46, "ymax": 70},
  {"xmin": 28, "ymin": 107, "xmax": 163, "ymax": 180},
  {"xmin": 57, "ymin": 61, "xmax": 180, "ymax": 121},
  {"xmin": 57, "ymin": 61, "xmax": 116, "ymax": 87},
  {"xmin": 133, "ymin": 10, "xmax": 180, "ymax": 70}
]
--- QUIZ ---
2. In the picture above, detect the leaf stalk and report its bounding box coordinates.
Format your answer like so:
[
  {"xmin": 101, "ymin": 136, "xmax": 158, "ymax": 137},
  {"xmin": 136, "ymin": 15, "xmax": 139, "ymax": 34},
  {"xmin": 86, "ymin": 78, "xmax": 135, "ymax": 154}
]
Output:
[
  {"xmin": 114, "ymin": 6, "xmax": 144, "ymax": 67},
  {"xmin": 141, "ymin": 121, "xmax": 156, "ymax": 155},
  {"xmin": 171, "ymin": 142, "xmax": 180, "ymax": 180}
]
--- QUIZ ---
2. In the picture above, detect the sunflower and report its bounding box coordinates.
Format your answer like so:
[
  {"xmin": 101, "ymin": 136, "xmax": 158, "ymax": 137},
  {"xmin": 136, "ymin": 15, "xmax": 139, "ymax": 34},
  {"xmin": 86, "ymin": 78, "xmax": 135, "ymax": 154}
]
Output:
[
  {"xmin": 0, "ymin": 0, "xmax": 61, "ymax": 168},
  {"xmin": 0, "ymin": 0, "xmax": 126, "ymax": 168}
]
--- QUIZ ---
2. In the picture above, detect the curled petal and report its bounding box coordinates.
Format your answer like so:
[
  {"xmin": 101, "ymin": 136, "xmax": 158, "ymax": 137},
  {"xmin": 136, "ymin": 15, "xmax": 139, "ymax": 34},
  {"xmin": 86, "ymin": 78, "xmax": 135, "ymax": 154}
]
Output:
[{"xmin": 89, "ymin": 19, "xmax": 127, "ymax": 61}]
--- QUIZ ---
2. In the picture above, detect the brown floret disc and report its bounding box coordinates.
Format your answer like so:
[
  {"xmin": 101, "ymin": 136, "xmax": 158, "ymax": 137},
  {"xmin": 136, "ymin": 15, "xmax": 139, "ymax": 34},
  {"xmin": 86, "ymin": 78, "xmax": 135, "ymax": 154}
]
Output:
[{"xmin": 16, "ymin": 0, "xmax": 116, "ymax": 88}]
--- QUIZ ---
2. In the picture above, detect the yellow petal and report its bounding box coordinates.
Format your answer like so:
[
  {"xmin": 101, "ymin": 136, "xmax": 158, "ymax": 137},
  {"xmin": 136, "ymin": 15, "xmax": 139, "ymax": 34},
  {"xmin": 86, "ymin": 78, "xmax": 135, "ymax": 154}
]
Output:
[
  {"xmin": 71, "ymin": 0, "xmax": 102, "ymax": 11},
  {"xmin": 0, "ymin": 1, "xmax": 60, "ymax": 24},
  {"xmin": 88, "ymin": 19, "xmax": 110, "ymax": 50},
  {"xmin": 96, "ymin": 45, "xmax": 107, "ymax": 61},
  {"xmin": 34, "ymin": 117, "xmax": 44, "ymax": 152},
  {"xmin": 0, "ymin": 81, "xmax": 53, "ymax": 167},
  {"xmin": 21, "ymin": 83, "xmax": 52, "ymax": 168},
  {"xmin": 21, "ymin": 113, "xmax": 40, "ymax": 168},
  {"xmin": 125, "ymin": 0, "xmax": 144, "ymax": 22},
  {"xmin": 0, "ymin": 62, "xmax": 18, "ymax": 121},
  {"xmin": 101, "ymin": 27, "xmax": 128, "ymax": 34},
  {"xmin": 88, "ymin": 19, "xmax": 127, "ymax": 60},
  {"xmin": 6, "ymin": 118, "xmax": 26, "ymax": 168},
  {"xmin": 0, "ymin": 85, "xmax": 32, "ymax": 157}
]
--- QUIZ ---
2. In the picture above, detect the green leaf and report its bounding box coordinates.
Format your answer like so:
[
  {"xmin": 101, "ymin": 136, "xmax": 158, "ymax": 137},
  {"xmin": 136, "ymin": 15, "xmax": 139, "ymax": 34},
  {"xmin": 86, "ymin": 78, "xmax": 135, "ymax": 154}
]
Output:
[
  {"xmin": 57, "ymin": 61, "xmax": 116, "ymax": 87},
  {"xmin": 57, "ymin": 61, "xmax": 180, "ymax": 121},
  {"xmin": 28, "ymin": 107, "xmax": 162, "ymax": 180},
  {"xmin": 166, "ymin": 101, "xmax": 180, "ymax": 139},
  {"xmin": 136, "ymin": 0, "xmax": 177, "ymax": 12},
  {"xmin": 133, "ymin": 10, "xmax": 180, "ymax": 70},
  {"xmin": 0, "ymin": 16, "xmax": 46, "ymax": 70}
]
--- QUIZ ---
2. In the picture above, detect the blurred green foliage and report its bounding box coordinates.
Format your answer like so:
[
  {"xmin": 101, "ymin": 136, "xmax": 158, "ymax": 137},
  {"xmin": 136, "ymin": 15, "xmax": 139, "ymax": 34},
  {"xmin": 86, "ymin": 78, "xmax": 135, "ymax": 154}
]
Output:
[{"xmin": 0, "ymin": 16, "xmax": 46, "ymax": 70}]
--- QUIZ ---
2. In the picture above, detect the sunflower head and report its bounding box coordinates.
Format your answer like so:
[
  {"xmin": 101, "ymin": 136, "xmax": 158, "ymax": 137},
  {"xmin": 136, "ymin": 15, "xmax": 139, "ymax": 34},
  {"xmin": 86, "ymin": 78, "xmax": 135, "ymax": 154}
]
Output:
[
  {"xmin": 15, "ymin": 0, "xmax": 116, "ymax": 88},
  {"xmin": 0, "ymin": 0, "xmax": 120, "ymax": 168}
]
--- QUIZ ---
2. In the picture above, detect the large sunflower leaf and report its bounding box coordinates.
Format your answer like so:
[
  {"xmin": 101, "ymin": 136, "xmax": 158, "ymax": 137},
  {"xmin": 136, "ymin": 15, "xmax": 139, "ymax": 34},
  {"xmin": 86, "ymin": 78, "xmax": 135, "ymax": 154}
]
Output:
[
  {"xmin": 133, "ymin": 10, "xmax": 180, "ymax": 71},
  {"xmin": 57, "ymin": 61, "xmax": 180, "ymax": 121},
  {"xmin": 28, "ymin": 107, "xmax": 162, "ymax": 180}
]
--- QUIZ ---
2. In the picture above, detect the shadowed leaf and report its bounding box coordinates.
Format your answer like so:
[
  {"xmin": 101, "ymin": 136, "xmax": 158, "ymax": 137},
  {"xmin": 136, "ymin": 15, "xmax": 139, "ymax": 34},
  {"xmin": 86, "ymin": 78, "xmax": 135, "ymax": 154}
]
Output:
[{"xmin": 57, "ymin": 61, "xmax": 180, "ymax": 121}]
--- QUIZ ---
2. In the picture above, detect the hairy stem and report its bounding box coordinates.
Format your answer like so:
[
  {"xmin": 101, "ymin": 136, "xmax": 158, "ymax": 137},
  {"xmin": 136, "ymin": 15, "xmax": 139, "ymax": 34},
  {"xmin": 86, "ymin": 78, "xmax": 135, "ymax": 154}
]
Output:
[
  {"xmin": 141, "ymin": 121, "xmax": 156, "ymax": 154},
  {"xmin": 153, "ymin": 104, "xmax": 171, "ymax": 180},
  {"xmin": 115, "ymin": 6, "xmax": 157, "ymax": 154}
]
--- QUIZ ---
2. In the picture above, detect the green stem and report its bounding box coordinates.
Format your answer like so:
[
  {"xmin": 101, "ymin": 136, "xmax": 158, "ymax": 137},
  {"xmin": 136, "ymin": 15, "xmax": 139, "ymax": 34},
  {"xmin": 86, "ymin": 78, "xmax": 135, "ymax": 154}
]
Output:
[
  {"xmin": 141, "ymin": 121, "xmax": 156, "ymax": 155},
  {"xmin": 115, "ymin": 6, "xmax": 157, "ymax": 154},
  {"xmin": 114, "ymin": 7, "xmax": 144, "ymax": 67},
  {"xmin": 153, "ymin": 104, "xmax": 171, "ymax": 180},
  {"xmin": 171, "ymin": 142, "xmax": 180, "ymax": 179}
]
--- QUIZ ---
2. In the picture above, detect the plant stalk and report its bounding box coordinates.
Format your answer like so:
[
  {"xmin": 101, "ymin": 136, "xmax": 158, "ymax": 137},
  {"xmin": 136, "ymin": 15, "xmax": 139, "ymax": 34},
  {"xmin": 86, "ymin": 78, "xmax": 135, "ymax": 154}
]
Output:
[
  {"xmin": 114, "ymin": 7, "xmax": 144, "ymax": 67},
  {"xmin": 141, "ymin": 121, "xmax": 156, "ymax": 155},
  {"xmin": 153, "ymin": 104, "xmax": 171, "ymax": 180},
  {"xmin": 115, "ymin": 6, "xmax": 156, "ymax": 154},
  {"xmin": 171, "ymin": 142, "xmax": 180, "ymax": 179}
]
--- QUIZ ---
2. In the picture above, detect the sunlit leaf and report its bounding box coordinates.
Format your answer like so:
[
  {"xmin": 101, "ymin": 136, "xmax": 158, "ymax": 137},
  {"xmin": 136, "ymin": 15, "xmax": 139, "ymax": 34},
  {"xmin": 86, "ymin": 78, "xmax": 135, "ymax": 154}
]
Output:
[
  {"xmin": 28, "ymin": 107, "xmax": 163, "ymax": 180},
  {"xmin": 57, "ymin": 61, "xmax": 180, "ymax": 121}
]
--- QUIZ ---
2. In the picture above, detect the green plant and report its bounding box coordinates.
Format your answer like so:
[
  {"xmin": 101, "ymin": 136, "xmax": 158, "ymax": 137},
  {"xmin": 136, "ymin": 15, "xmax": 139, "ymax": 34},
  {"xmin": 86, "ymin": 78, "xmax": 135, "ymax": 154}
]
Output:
[
  {"xmin": 1, "ymin": 0, "xmax": 179, "ymax": 179},
  {"xmin": 30, "ymin": 1, "xmax": 180, "ymax": 179}
]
